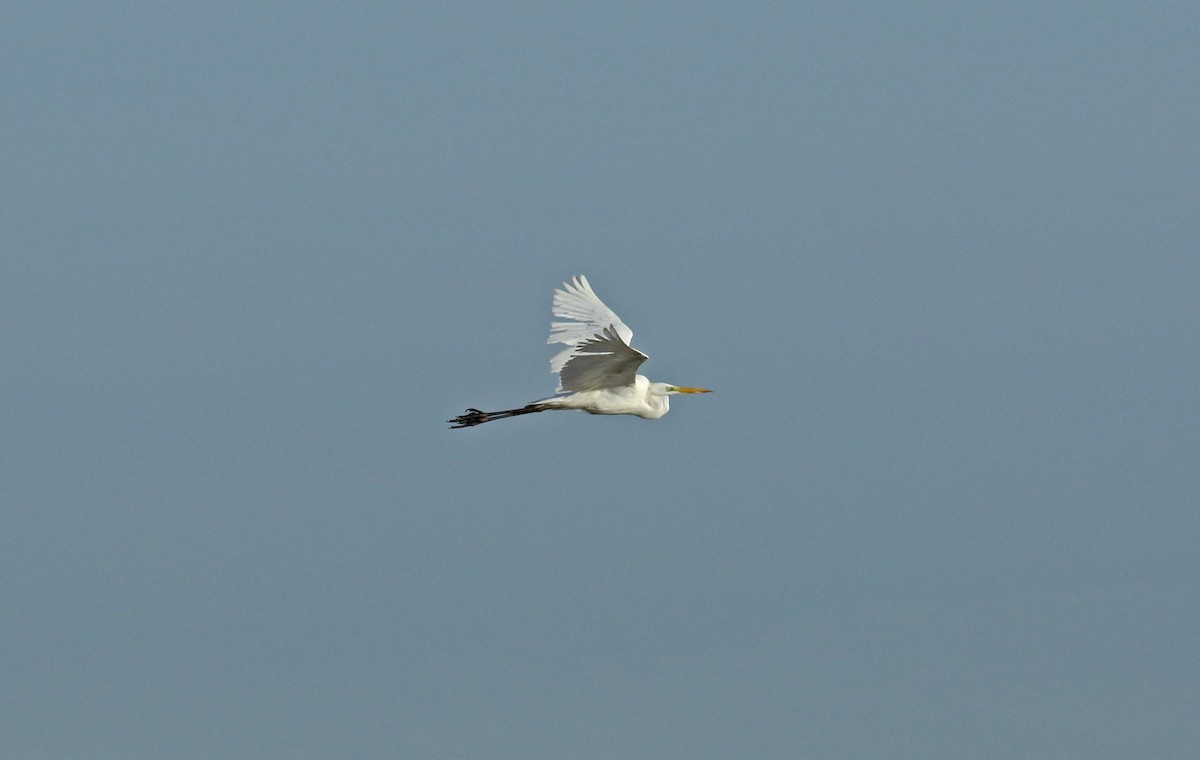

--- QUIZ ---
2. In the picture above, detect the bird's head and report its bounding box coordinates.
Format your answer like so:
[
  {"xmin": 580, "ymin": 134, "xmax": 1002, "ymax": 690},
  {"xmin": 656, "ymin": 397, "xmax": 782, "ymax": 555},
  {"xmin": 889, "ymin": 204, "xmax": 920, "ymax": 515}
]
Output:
[{"xmin": 653, "ymin": 383, "xmax": 713, "ymax": 396}]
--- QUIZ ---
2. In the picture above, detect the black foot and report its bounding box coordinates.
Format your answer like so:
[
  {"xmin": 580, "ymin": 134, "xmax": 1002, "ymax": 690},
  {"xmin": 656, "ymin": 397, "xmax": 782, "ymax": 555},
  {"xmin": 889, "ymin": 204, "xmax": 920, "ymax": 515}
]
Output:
[{"xmin": 448, "ymin": 408, "xmax": 488, "ymax": 428}]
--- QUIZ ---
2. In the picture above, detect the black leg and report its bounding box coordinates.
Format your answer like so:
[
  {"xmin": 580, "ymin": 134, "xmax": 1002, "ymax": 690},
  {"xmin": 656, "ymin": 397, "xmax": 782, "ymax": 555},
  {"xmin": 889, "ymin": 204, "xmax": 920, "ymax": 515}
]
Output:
[{"xmin": 448, "ymin": 403, "xmax": 546, "ymax": 428}]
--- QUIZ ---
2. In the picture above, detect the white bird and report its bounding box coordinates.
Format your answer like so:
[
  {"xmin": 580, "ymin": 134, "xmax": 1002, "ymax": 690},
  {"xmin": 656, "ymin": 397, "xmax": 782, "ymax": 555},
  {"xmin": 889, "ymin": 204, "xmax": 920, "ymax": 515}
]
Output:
[{"xmin": 449, "ymin": 275, "xmax": 711, "ymax": 428}]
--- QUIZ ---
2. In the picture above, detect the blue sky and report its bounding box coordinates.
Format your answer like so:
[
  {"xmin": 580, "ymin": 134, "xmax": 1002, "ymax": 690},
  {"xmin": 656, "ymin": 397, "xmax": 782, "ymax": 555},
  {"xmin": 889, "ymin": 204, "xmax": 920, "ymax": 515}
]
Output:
[{"xmin": 3, "ymin": 3, "xmax": 1198, "ymax": 758}]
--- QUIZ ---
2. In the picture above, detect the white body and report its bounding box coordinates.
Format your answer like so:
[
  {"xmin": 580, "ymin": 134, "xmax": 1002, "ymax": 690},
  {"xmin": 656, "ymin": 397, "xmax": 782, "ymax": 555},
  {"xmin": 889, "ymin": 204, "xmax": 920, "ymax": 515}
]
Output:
[{"xmin": 539, "ymin": 374, "xmax": 671, "ymax": 419}]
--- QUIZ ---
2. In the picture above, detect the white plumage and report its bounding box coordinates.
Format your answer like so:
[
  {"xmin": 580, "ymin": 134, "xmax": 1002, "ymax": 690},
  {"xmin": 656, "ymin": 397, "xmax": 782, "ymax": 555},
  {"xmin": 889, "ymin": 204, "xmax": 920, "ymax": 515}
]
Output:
[{"xmin": 449, "ymin": 275, "xmax": 711, "ymax": 428}]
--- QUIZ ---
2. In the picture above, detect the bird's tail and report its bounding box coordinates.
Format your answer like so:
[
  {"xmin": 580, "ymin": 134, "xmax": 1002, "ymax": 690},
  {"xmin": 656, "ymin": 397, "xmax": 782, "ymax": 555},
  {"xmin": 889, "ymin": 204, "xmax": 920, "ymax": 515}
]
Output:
[{"xmin": 448, "ymin": 403, "xmax": 548, "ymax": 429}]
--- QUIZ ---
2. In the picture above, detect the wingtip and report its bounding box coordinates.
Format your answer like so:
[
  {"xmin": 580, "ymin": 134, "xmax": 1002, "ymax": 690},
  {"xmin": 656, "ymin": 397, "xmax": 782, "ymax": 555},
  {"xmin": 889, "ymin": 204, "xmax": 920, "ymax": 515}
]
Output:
[{"xmin": 554, "ymin": 274, "xmax": 587, "ymax": 296}]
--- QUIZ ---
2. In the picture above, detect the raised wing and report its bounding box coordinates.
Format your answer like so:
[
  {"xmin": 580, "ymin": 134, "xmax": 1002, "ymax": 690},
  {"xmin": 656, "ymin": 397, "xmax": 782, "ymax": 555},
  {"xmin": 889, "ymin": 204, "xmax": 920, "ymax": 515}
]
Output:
[
  {"xmin": 548, "ymin": 276, "xmax": 644, "ymax": 391},
  {"xmin": 557, "ymin": 327, "xmax": 648, "ymax": 392}
]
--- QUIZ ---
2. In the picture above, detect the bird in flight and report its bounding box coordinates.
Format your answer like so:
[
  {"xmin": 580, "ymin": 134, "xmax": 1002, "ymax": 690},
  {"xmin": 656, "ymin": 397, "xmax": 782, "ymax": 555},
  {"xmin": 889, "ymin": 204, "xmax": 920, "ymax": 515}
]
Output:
[{"xmin": 449, "ymin": 275, "xmax": 711, "ymax": 428}]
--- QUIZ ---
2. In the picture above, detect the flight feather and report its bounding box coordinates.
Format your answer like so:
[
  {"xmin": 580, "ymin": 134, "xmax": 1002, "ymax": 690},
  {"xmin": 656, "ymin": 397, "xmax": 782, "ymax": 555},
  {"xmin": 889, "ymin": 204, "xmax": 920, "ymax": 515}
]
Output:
[{"xmin": 548, "ymin": 275, "xmax": 645, "ymax": 391}]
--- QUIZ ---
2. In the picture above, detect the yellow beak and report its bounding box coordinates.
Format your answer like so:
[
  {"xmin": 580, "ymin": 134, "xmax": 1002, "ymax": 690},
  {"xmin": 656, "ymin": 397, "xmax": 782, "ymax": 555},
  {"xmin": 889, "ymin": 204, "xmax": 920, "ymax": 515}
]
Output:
[{"xmin": 674, "ymin": 387, "xmax": 712, "ymax": 394}]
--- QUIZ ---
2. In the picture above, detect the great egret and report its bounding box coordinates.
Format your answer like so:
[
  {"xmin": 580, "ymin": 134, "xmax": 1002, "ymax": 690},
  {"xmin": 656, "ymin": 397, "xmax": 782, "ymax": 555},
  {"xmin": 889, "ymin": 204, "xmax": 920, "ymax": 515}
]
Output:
[{"xmin": 449, "ymin": 275, "xmax": 711, "ymax": 428}]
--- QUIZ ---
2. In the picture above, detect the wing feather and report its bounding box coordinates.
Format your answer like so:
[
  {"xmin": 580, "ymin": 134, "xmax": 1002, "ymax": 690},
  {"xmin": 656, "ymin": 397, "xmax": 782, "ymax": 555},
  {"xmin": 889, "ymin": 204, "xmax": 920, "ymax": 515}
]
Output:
[
  {"xmin": 547, "ymin": 276, "xmax": 645, "ymax": 391},
  {"xmin": 558, "ymin": 327, "xmax": 648, "ymax": 392}
]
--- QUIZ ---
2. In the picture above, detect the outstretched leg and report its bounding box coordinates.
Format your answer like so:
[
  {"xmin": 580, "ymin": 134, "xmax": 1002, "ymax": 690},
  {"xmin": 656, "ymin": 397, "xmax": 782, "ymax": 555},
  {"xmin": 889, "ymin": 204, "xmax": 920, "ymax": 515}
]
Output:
[{"xmin": 448, "ymin": 403, "xmax": 548, "ymax": 429}]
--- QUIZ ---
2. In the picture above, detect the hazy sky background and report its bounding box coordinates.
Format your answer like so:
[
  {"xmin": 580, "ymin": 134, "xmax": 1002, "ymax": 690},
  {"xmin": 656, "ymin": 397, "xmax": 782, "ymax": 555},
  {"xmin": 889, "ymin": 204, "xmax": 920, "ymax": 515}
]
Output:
[{"xmin": 3, "ymin": 3, "xmax": 1198, "ymax": 758}]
